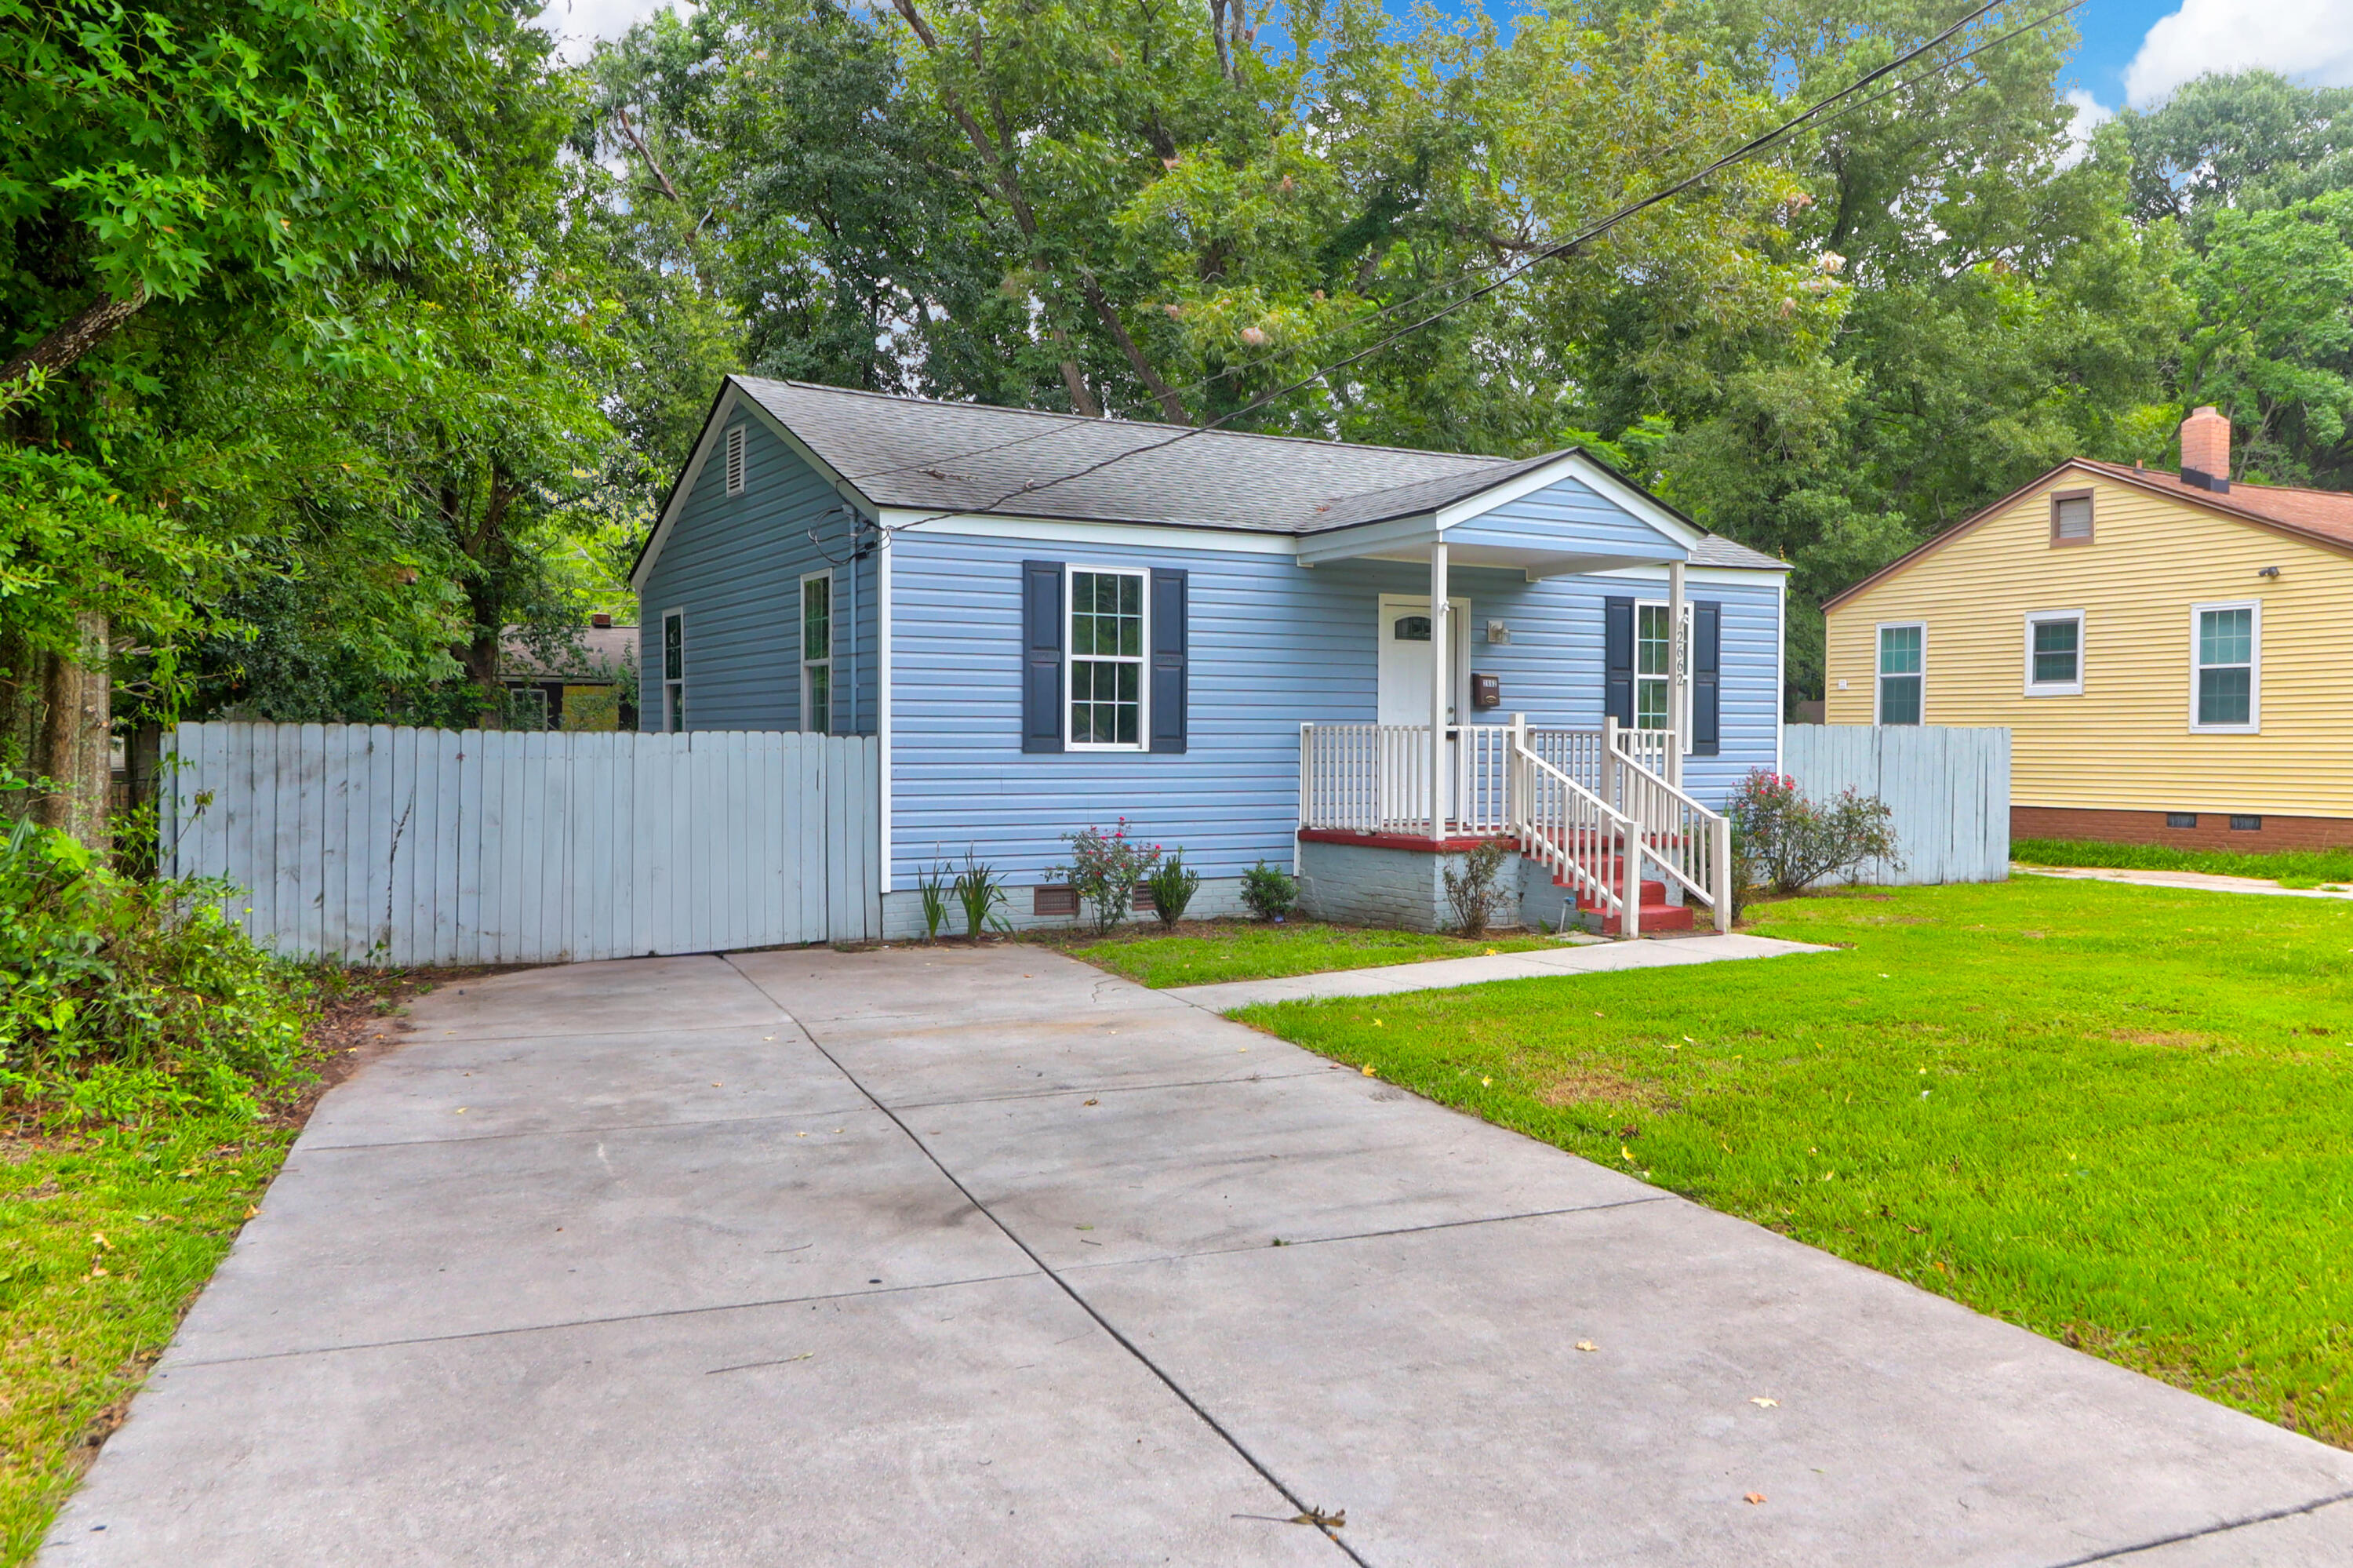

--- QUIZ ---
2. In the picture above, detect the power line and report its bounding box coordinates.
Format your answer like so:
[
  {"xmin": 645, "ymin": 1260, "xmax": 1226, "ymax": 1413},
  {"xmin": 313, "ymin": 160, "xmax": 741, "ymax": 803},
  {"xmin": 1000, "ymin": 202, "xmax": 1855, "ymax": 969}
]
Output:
[{"xmin": 842, "ymin": 0, "xmax": 2078, "ymax": 529}]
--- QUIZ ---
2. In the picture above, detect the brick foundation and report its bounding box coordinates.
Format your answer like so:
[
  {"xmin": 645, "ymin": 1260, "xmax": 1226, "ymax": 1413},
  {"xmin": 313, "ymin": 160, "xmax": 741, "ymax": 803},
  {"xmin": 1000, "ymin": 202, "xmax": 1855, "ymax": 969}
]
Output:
[{"xmin": 2011, "ymin": 806, "xmax": 2353, "ymax": 853}]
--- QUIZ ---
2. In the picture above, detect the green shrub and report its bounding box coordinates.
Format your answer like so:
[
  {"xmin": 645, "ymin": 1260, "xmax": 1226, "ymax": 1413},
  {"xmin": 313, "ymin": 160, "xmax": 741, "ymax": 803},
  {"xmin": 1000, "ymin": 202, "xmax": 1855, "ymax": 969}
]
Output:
[
  {"xmin": 1143, "ymin": 852, "xmax": 1201, "ymax": 926},
  {"xmin": 1728, "ymin": 769, "xmax": 1904, "ymax": 894},
  {"xmin": 0, "ymin": 807, "xmax": 307, "ymax": 1122},
  {"xmin": 951, "ymin": 850, "xmax": 1009, "ymax": 940},
  {"xmin": 1442, "ymin": 840, "xmax": 1512, "ymax": 937},
  {"xmin": 1240, "ymin": 860, "xmax": 1297, "ymax": 922},
  {"xmin": 1051, "ymin": 820, "xmax": 1162, "ymax": 936}
]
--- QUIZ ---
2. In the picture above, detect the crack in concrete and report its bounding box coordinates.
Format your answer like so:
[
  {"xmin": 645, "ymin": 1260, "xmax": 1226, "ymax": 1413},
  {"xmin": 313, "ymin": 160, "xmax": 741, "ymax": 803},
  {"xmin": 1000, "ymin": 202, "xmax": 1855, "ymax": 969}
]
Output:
[
  {"xmin": 2041, "ymin": 1488, "xmax": 2353, "ymax": 1566},
  {"xmin": 730, "ymin": 955, "xmax": 1374, "ymax": 1567},
  {"xmin": 161, "ymin": 1267, "xmax": 1048, "ymax": 1370}
]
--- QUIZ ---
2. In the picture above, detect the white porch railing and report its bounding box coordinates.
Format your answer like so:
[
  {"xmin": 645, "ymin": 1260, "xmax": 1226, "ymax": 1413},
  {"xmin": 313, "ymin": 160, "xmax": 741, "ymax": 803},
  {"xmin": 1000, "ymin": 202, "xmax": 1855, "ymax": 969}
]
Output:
[
  {"xmin": 1299, "ymin": 716, "xmax": 1731, "ymax": 935},
  {"xmin": 1601, "ymin": 717, "xmax": 1732, "ymax": 922}
]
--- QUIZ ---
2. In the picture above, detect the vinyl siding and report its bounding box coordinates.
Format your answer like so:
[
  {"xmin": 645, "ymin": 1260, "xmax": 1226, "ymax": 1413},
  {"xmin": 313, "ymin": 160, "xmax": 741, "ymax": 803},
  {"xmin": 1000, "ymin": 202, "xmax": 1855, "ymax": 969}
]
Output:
[
  {"xmin": 1823, "ymin": 472, "xmax": 2353, "ymax": 817},
  {"xmin": 1445, "ymin": 475, "xmax": 1690, "ymax": 559},
  {"xmin": 889, "ymin": 533, "xmax": 1780, "ymax": 887},
  {"xmin": 637, "ymin": 417, "xmax": 879, "ymax": 734}
]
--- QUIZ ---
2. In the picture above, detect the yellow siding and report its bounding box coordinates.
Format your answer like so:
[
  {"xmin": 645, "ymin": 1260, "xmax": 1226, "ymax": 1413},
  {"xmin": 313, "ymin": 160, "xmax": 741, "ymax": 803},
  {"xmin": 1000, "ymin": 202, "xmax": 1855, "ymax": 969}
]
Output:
[{"xmin": 1823, "ymin": 470, "xmax": 2353, "ymax": 817}]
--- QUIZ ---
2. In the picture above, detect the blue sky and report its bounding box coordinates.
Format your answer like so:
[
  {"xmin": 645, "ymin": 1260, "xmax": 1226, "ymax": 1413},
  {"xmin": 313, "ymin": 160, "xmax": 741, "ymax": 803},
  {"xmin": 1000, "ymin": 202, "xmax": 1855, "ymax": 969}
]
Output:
[{"xmin": 540, "ymin": 0, "xmax": 2353, "ymax": 115}]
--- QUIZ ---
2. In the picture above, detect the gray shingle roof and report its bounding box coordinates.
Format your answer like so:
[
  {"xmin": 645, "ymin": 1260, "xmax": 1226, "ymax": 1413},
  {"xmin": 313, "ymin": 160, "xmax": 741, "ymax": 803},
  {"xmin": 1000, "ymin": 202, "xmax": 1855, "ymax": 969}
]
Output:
[{"xmin": 736, "ymin": 377, "xmax": 1787, "ymax": 568}]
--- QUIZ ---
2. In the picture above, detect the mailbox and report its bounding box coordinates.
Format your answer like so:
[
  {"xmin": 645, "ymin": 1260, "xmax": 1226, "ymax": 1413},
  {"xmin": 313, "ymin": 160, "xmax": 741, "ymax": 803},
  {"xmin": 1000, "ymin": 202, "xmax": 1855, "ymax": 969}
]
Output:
[{"xmin": 1470, "ymin": 672, "xmax": 1501, "ymax": 710}]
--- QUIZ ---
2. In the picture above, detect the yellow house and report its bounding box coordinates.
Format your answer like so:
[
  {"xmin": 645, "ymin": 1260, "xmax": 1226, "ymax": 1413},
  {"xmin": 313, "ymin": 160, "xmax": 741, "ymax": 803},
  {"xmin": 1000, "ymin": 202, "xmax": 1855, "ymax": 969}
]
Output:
[{"xmin": 1822, "ymin": 408, "xmax": 2353, "ymax": 850}]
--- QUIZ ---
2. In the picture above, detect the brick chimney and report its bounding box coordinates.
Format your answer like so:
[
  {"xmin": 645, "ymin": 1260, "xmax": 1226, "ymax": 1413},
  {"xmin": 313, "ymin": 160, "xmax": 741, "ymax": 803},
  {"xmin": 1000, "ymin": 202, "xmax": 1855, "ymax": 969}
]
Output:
[
  {"xmin": 591, "ymin": 612, "xmax": 613, "ymax": 628},
  {"xmin": 2180, "ymin": 406, "xmax": 2231, "ymax": 493}
]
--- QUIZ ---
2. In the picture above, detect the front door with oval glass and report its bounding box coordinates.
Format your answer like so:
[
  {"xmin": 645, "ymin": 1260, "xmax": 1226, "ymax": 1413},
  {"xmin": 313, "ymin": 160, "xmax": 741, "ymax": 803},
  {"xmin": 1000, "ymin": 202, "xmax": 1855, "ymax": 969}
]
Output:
[{"xmin": 1377, "ymin": 595, "xmax": 1473, "ymax": 824}]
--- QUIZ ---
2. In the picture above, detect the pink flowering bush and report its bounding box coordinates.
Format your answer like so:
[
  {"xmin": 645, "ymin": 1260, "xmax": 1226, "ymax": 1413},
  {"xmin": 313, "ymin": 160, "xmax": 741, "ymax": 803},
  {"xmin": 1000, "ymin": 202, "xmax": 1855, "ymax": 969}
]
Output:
[
  {"xmin": 1052, "ymin": 820, "xmax": 1163, "ymax": 933},
  {"xmin": 1728, "ymin": 769, "xmax": 1903, "ymax": 901}
]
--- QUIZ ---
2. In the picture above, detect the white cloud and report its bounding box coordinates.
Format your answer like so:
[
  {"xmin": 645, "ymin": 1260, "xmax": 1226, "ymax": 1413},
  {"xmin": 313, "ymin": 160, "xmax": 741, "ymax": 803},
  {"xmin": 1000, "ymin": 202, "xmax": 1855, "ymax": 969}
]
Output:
[
  {"xmin": 533, "ymin": 0, "xmax": 691, "ymax": 63},
  {"xmin": 2060, "ymin": 88, "xmax": 2112, "ymax": 164},
  {"xmin": 2124, "ymin": 0, "xmax": 2353, "ymax": 108}
]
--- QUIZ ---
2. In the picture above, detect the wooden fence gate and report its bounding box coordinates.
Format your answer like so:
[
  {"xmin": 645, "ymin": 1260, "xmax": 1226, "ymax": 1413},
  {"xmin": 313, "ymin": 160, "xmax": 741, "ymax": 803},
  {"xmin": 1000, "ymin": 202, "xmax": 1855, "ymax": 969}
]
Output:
[{"xmin": 162, "ymin": 723, "xmax": 882, "ymax": 964}]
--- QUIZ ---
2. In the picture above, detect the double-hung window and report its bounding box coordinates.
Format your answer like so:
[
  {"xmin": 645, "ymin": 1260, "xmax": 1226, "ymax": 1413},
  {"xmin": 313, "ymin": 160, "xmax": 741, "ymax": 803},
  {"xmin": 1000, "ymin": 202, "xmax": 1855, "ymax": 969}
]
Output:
[
  {"xmin": 2191, "ymin": 601, "xmax": 2259, "ymax": 732},
  {"xmin": 1635, "ymin": 603, "xmax": 1672, "ymax": 730},
  {"xmin": 801, "ymin": 572, "xmax": 832, "ymax": 735},
  {"xmin": 1067, "ymin": 566, "xmax": 1146, "ymax": 748},
  {"xmin": 2023, "ymin": 610, "xmax": 2083, "ymax": 696},
  {"xmin": 661, "ymin": 610, "xmax": 686, "ymax": 732},
  {"xmin": 1877, "ymin": 623, "xmax": 1924, "ymax": 725}
]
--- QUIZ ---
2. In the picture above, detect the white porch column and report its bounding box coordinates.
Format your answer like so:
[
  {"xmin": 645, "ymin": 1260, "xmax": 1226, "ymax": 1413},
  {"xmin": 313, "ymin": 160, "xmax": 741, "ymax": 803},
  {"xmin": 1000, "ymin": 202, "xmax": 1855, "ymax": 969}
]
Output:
[
  {"xmin": 1429, "ymin": 540, "xmax": 1449, "ymax": 839},
  {"xmin": 1667, "ymin": 558, "xmax": 1687, "ymax": 790}
]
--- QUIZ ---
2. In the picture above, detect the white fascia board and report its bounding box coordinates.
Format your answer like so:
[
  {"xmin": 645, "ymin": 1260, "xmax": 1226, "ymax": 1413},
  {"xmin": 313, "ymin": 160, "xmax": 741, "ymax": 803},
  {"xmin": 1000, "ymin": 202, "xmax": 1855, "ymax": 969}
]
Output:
[
  {"xmin": 628, "ymin": 378, "xmax": 878, "ymax": 593},
  {"xmin": 881, "ymin": 508, "xmax": 1300, "ymax": 556},
  {"xmin": 1587, "ymin": 563, "xmax": 1791, "ymax": 585},
  {"xmin": 1295, "ymin": 512, "xmax": 1439, "ymax": 566},
  {"xmin": 1433, "ymin": 451, "xmax": 1707, "ymax": 548}
]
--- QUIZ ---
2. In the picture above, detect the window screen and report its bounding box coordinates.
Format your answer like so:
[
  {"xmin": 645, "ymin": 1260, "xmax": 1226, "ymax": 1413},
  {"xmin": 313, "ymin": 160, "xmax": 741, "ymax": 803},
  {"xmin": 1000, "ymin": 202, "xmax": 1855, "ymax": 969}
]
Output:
[
  {"xmin": 2196, "ymin": 606, "xmax": 2253, "ymax": 727},
  {"xmin": 2030, "ymin": 617, "xmax": 2079, "ymax": 686},
  {"xmin": 1878, "ymin": 624, "xmax": 1923, "ymax": 725},
  {"xmin": 1068, "ymin": 569, "xmax": 1144, "ymax": 746}
]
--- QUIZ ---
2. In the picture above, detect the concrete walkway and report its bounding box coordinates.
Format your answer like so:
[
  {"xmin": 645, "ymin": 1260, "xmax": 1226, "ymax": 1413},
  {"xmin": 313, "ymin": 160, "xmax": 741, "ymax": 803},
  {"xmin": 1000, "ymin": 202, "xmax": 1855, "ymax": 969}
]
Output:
[
  {"xmin": 43, "ymin": 948, "xmax": 2353, "ymax": 1566},
  {"xmin": 2016, "ymin": 864, "xmax": 2353, "ymax": 900},
  {"xmin": 1167, "ymin": 930, "xmax": 1830, "ymax": 1010}
]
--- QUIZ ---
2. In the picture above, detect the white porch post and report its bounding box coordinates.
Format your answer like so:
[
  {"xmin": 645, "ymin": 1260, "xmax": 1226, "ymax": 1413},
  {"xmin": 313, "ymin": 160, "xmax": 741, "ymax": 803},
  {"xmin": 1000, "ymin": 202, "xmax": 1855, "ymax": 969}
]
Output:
[
  {"xmin": 1429, "ymin": 540, "xmax": 1449, "ymax": 839},
  {"xmin": 1667, "ymin": 558, "xmax": 1687, "ymax": 791}
]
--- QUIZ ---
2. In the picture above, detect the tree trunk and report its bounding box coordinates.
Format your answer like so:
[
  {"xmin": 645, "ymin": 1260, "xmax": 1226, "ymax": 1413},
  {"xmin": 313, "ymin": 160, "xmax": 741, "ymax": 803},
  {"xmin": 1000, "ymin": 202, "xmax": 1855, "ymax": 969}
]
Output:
[
  {"xmin": 2, "ymin": 613, "xmax": 114, "ymax": 855},
  {"xmin": 0, "ymin": 292, "xmax": 148, "ymax": 397}
]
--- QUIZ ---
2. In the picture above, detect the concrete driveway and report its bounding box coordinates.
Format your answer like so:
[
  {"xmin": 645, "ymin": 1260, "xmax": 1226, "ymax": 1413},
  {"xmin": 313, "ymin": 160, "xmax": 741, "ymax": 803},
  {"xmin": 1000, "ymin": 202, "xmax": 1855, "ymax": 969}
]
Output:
[{"xmin": 42, "ymin": 946, "xmax": 2353, "ymax": 1566}]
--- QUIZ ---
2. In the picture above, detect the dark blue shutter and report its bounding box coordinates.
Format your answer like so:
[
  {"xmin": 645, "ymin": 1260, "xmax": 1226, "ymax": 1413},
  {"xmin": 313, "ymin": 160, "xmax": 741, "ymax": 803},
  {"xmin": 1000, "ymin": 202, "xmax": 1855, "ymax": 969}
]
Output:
[
  {"xmin": 1150, "ymin": 568, "xmax": 1187, "ymax": 754},
  {"xmin": 1693, "ymin": 600, "xmax": 1721, "ymax": 756},
  {"xmin": 1603, "ymin": 596, "xmax": 1635, "ymax": 726},
  {"xmin": 1022, "ymin": 560, "xmax": 1064, "ymax": 753}
]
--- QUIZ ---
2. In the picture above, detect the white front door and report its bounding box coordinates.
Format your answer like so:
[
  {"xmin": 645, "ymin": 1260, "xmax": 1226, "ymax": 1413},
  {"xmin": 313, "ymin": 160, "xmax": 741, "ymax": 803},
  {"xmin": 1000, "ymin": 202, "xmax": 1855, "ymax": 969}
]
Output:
[{"xmin": 1377, "ymin": 595, "xmax": 1472, "ymax": 824}]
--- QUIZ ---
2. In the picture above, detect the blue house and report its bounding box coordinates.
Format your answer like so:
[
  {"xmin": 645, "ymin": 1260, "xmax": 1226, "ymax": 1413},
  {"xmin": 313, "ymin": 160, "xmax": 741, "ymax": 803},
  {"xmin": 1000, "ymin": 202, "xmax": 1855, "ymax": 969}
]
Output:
[{"xmin": 631, "ymin": 378, "xmax": 1790, "ymax": 938}]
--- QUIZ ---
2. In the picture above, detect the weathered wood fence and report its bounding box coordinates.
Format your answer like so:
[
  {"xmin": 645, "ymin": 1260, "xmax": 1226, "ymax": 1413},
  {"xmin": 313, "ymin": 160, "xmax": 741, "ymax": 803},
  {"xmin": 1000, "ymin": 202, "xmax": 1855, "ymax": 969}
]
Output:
[
  {"xmin": 162, "ymin": 723, "xmax": 882, "ymax": 964},
  {"xmin": 1783, "ymin": 725, "xmax": 2011, "ymax": 886}
]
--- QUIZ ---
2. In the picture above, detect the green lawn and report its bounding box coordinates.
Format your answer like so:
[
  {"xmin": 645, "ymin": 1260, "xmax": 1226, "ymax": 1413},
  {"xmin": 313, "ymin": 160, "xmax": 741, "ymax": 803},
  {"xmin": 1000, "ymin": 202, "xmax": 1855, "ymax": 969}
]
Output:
[
  {"xmin": 1, "ymin": 1119, "xmax": 296, "ymax": 1561},
  {"xmin": 2014, "ymin": 835, "xmax": 2353, "ymax": 889},
  {"xmin": 1233, "ymin": 878, "xmax": 2353, "ymax": 1449},
  {"xmin": 1042, "ymin": 919, "xmax": 1562, "ymax": 988},
  {"xmin": 1, "ymin": 967, "xmax": 425, "ymax": 1565}
]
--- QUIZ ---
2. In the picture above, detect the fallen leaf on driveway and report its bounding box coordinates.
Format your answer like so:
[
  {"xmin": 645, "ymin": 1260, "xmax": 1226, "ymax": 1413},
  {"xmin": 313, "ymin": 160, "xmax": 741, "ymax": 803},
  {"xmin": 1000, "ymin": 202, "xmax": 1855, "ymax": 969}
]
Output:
[
  {"xmin": 1083, "ymin": 1098, "xmax": 1099, "ymax": 1106},
  {"xmin": 1750, "ymin": 1397, "xmax": 1778, "ymax": 1407},
  {"xmin": 1575, "ymin": 1340, "xmax": 1598, "ymax": 1352},
  {"xmin": 1288, "ymin": 1507, "xmax": 1345, "ymax": 1528},
  {"xmin": 1361, "ymin": 1065, "xmax": 1377, "ymax": 1077},
  {"xmin": 1744, "ymin": 1493, "xmax": 1766, "ymax": 1505}
]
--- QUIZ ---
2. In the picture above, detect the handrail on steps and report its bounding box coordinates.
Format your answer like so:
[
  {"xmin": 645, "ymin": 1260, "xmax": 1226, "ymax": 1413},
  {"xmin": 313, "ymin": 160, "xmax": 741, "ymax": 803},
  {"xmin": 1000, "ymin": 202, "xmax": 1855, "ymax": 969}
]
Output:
[
  {"xmin": 1600, "ymin": 718, "xmax": 1733, "ymax": 933},
  {"xmin": 1504, "ymin": 718, "xmax": 1646, "ymax": 937}
]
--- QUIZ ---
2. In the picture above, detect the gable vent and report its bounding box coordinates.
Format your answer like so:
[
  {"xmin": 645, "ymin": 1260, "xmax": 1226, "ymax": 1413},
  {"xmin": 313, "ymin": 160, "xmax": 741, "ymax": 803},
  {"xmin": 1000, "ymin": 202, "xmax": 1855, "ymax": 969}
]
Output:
[
  {"xmin": 2054, "ymin": 494, "xmax": 2092, "ymax": 540},
  {"xmin": 725, "ymin": 425, "xmax": 747, "ymax": 497}
]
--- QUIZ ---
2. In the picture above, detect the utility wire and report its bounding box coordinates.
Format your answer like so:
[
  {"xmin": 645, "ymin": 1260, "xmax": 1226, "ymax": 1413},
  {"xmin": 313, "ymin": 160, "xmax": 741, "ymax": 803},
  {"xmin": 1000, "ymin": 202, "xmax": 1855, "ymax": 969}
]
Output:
[{"xmin": 830, "ymin": 0, "xmax": 2077, "ymax": 529}]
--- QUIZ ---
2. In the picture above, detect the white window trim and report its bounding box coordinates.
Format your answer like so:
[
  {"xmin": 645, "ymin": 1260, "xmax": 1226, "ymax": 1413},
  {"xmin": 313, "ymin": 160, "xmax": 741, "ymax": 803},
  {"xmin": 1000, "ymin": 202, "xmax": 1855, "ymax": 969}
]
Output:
[
  {"xmin": 800, "ymin": 569, "xmax": 834, "ymax": 735},
  {"xmin": 2022, "ymin": 609, "xmax": 2085, "ymax": 697},
  {"xmin": 1064, "ymin": 562, "xmax": 1150, "ymax": 752},
  {"xmin": 660, "ymin": 608, "xmax": 686, "ymax": 733},
  {"xmin": 725, "ymin": 425, "xmax": 746, "ymax": 497},
  {"xmin": 1875, "ymin": 620, "xmax": 1926, "ymax": 726},
  {"xmin": 2189, "ymin": 598, "xmax": 2261, "ymax": 734},
  {"xmin": 1631, "ymin": 598, "xmax": 1684, "ymax": 736}
]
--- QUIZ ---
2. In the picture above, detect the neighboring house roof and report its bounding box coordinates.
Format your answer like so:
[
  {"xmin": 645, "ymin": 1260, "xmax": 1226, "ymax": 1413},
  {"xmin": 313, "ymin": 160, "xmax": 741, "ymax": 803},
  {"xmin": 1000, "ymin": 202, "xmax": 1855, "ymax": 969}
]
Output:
[
  {"xmin": 501, "ymin": 624, "xmax": 639, "ymax": 682},
  {"xmin": 675, "ymin": 378, "xmax": 1784, "ymax": 570},
  {"xmin": 1822, "ymin": 458, "xmax": 2353, "ymax": 612}
]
